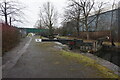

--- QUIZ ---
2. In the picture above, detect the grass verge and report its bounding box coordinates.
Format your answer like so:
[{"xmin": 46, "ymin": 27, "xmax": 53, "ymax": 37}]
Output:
[
  {"xmin": 37, "ymin": 40, "xmax": 119, "ymax": 78},
  {"xmin": 60, "ymin": 50, "xmax": 119, "ymax": 78}
]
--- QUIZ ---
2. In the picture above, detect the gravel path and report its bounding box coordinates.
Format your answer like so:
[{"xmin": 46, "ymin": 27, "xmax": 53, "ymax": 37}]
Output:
[{"xmin": 2, "ymin": 36, "xmax": 112, "ymax": 78}]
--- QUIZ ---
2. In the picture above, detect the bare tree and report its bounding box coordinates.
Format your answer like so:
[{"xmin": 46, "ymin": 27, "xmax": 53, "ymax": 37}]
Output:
[
  {"xmin": 34, "ymin": 19, "xmax": 45, "ymax": 29},
  {"xmin": 0, "ymin": 0, "xmax": 25, "ymax": 25},
  {"xmin": 94, "ymin": 2, "xmax": 107, "ymax": 31},
  {"xmin": 69, "ymin": 0, "xmax": 95, "ymax": 39},
  {"xmin": 39, "ymin": 2, "xmax": 58, "ymax": 38},
  {"xmin": 34, "ymin": 8, "xmax": 47, "ymax": 29},
  {"xmin": 64, "ymin": 0, "xmax": 82, "ymax": 36}
]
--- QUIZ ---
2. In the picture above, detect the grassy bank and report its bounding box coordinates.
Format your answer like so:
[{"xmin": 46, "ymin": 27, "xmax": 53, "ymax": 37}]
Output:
[
  {"xmin": 60, "ymin": 50, "xmax": 119, "ymax": 78},
  {"xmin": 36, "ymin": 36, "xmax": 119, "ymax": 78}
]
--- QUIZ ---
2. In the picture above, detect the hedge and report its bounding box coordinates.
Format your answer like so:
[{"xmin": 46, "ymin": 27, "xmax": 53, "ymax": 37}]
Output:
[{"xmin": 1, "ymin": 23, "xmax": 21, "ymax": 55}]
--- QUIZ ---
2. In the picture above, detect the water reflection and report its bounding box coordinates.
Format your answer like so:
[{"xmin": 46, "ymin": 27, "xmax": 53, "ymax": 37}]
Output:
[{"xmin": 94, "ymin": 50, "xmax": 120, "ymax": 67}]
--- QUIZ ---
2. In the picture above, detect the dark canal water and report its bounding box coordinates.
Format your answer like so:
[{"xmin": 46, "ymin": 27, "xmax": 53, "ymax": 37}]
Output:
[
  {"xmin": 94, "ymin": 50, "xmax": 120, "ymax": 67},
  {"xmin": 71, "ymin": 46, "xmax": 120, "ymax": 67},
  {"xmin": 59, "ymin": 40, "xmax": 120, "ymax": 67}
]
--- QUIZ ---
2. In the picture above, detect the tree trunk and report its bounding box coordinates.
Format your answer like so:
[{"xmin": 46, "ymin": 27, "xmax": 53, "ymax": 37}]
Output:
[
  {"xmin": 4, "ymin": 2, "xmax": 8, "ymax": 25},
  {"xmin": 76, "ymin": 12, "xmax": 80, "ymax": 37},
  {"xmin": 95, "ymin": 15, "xmax": 99, "ymax": 31},
  {"xmin": 76, "ymin": 27, "xmax": 79, "ymax": 37},
  {"xmin": 84, "ymin": 16, "xmax": 89, "ymax": 40},
  {"xmin": 5, "ymin": 14, "xmax": 8, "ymax": 24},
  {"xmin": 76, "ymin": 20, "xmax": 80, "ymax": 37},
  {"xmin": 110, "ymin": 2, "xmax": 115, "ymax": 46},
  {"xmin": 49, "ymin": 23, "xmax": 54, "ymax": 39},
  {"xmin": 110, "ymin": 32, "xmax": 115, "ymax": 46},
  {"xmin": 10, "ymin": 17, "xmax": 12, "ymax": 26}
]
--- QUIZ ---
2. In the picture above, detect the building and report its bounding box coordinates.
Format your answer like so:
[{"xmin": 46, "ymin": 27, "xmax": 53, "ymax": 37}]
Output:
[{"xmin": 84, "ymin": 5, "xmax": 120, "ymax": 41}]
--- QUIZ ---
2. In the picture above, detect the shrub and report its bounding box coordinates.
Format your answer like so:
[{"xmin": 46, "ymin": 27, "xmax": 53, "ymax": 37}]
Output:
[{"xmin": 1, "ymin": 23, "xmax": 21, "ymax": 54}]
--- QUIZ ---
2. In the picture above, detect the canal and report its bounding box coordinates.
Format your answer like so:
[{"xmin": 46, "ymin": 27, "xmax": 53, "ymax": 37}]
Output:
[{"xmin": 94, "ymin": 49, "xmax": 120, "ymax": 67}]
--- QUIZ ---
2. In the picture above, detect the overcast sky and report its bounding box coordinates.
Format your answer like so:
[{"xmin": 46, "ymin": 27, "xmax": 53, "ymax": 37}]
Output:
[
  {"xmin": 5, "ymin": 0, "xmax": 119, "ymax": 28},
  {"xmin": 15, "ymin": 0, "xmax": 67, "ymax": 28}
]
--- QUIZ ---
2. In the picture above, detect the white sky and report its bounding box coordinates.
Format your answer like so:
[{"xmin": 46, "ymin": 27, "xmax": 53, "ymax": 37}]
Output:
[
  {"xmin": 15, "ymin": 0, "xmax": 67, "ymax": 28},
  {"xmin": 6, "ymin": 0, "xmax": 119, "ymax": 28}
]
